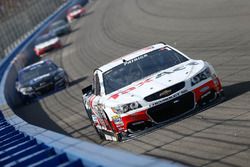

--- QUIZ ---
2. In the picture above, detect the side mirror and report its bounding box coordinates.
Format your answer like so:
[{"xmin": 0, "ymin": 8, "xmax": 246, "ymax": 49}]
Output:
[{"xmin": 82, "ymin": 85, "xmax": 92, "ymax": 95}]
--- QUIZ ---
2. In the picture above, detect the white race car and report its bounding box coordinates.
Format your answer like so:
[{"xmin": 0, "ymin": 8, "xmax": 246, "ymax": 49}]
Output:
[
  {"xmin": 82, "ymin": 43, "xmax": 223, "ymax": 141},
  {"xmin": 34, "ymin": 34, "xmax": 61, "ymax": 57},
  {"xmin": 66, "ymin": 4, "xmax": 86, "ymax": 22}
]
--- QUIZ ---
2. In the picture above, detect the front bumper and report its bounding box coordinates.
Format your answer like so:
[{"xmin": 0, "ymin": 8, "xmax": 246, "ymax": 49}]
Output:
[
  {"xmin": 21, "ymin": 78, "xmax": 67, "ymax": 98},
  {"xmin": 109, "ymin": 78, "xmax": 223, "ymax": 140}
]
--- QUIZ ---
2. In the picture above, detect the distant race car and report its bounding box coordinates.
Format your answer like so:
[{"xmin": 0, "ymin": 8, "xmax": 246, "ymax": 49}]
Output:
[
  {"xmin": 49, "ymin": 19, "xmax": 71, "ymax": 36},
  {"xmin": 81, "ymin": 42, "xmax": 223, "ymax": 141},
  {"xmin": 34, "ymin": 33, "xmax": 61, "ymax": 56},
  {"xmin": 66, "ymin": 4, "xmax": 86, "ymax": 22},
  {"xmin": 16, "ymin": 59, "xmax": 69, "ymax": 100}
]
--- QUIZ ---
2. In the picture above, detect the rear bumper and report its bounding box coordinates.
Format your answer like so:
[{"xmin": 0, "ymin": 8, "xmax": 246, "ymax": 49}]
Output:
[
  {"xmin": 35, "ymin": 42, "xmax": 61, "ymax": 56},
  {"xmin": 67, "ymin": 11, "xmax": 84, "ymax": 21}
]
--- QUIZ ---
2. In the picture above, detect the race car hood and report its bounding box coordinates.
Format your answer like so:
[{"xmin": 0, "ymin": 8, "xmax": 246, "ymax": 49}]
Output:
[
  {"xmin": 19, "ymin": 69, "xmax": 61, "ymax": 88},
  {"xmin": 105, "ymin": 60, "xmax": 206, "ymax": 105},
  {"xmin": 51, "ymin": 25, "xmax": 69, "ymax": 34},
  {"xmin": 35, "ymin": 37, "xmax": 59, "ymax": 50}
]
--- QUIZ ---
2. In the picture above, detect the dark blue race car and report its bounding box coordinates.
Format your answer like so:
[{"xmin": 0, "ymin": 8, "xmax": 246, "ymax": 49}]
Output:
[
  {"xmin": 16, "ymin": 59, "xmax": 69, "ymax": 101},
  {"xmin": 49, "ymin": 19, "xmax": 71, "ymax": 37}
]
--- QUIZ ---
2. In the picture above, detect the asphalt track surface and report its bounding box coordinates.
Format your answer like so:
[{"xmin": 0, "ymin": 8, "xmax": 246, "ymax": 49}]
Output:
[{"xmin": 14, "ymin": 0, "xmax": 250, "ymax": 166}]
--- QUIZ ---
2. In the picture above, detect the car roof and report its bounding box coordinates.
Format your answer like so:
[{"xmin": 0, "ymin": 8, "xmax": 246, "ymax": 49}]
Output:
[
  {"xmin": 36, "ymin": 33, "xmax": 54, "ymax": 41},
  {"xmin": 68, "ymin": 4, "xmax": 82, "ymax": 11},
  {"xmin": 40, "ymin": 33, "xmax": 56, "ymax": 39},
  {"xmin": 20, "ymin": 59, "xmax": 54, "ymax": 73},
  {"xmin": 51, "ymin": 19, "xmax": 67, "ymax": 26},
  {"xmin": 98, "ymin": 43, "xmax": 167, "ymax": 73}
]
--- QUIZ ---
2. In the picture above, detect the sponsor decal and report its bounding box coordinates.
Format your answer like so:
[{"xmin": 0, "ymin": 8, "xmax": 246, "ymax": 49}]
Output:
[
  {"xmin": 149, "ymin": 92, "xmax": 181, "ymax": 108},
  {"xmin": 132, "ymin": 121, "xmax": 144, "ymax": 126},
  {"xmin": 109, "ymin": 78, "xmax": 153, "ymax": 100},
  {"xmin": 124, "ymin": 54, "xmax": 148, "ymax": 66},
  {"xmin": 199, "ymin": 86, "xmax": 209, "ymax": 93},
  {"xmin": 156, "ymin": 71, "xmax": 172, "ymax": 79},
  {"xmin": 112, "ymin": 115, "xmax": 124, "ymax": 126}
]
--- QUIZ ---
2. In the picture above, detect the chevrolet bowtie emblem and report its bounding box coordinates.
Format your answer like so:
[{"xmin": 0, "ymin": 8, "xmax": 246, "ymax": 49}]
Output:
[{"xmin": 159, "ymin": 89, "xmax": 172, "ymax": 97}]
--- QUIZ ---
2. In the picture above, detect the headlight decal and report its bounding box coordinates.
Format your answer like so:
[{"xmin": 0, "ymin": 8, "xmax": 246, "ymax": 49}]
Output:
[
  {"xmin": 20, "ymin": 86, "xmax": 34, "ymax": 95},
  {"xmin": 20, "ymin": 87, "xmax": 33, "ymax": 92},
  {"xmin": 112, "ymin": 102, "xmax": 142, "ymax": 114},
  {"xmin": 191, "ymin": 68, "xmax": 211, "ymax": 86}
]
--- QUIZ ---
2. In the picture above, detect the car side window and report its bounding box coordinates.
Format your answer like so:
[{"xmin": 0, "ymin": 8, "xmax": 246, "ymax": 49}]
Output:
[{"xmin": 93, "ymin": 73, "xmax": 101, "ymax": 96}]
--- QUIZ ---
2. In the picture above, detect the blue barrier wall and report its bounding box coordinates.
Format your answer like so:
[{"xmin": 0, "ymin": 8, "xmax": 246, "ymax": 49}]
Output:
[
  {"xmin": 1, "ymin": 0, "xmax": 88, "ymax": 109},
  {"xmin": 0, "ymin": 110, "xmax": 88, "ymax": 166},
  {"xmin": 1, "ymin": 109, "xmax": 184, "ymax": 167},
  {"xmin": 0, "ymin": 0, "xmax": 88, "ymax": 82}
]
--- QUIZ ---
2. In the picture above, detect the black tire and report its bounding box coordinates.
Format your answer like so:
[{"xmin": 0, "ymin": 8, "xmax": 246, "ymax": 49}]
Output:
[
  {"xmin": 94, "ymin": 125, "xmax": 105, "ymax": 140},
  {"xmin": 20, "ymin": 94, "xmax": 33, "ymax": 105},
  {"xmin": 83, "ymin": 104, "xmax": 93, "ymax": 123},
  {"xmin": 103, "ymin": 112, "xmax": 123, "ymax": 141},
  {"xmin": 114, "ymin": 133, "xmax": 122, "ymax": 142}
]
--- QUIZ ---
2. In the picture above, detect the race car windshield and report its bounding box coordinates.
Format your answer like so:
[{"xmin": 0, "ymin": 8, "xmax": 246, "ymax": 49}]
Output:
[
  {"xmin": 19, "ymin": 62, "xmax": 57, "ymax": 83},
  {"xmin": 50, "ymin": 20, "xmax": 67, "ymax": 29},
  {"xmin": 69, "ymin": 5, "xmax": 81, "ymax": 12},
  {"xmin": 103, "ymin": 48, "xmax": 188, "ymax": 94},
  {"xmin": 35, "ymin": 34, "xmax": 55, "ymax": 45}
]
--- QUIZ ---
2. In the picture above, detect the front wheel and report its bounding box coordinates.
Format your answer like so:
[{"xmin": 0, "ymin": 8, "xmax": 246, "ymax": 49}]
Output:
[
  {"xmin": 84, "ymin": 106, "xmax": 93, "ymax": 123},
  {"xmin": 94, "ymin": 125, "xmax": 105, "ymax": 140},
  {"xmin": 114, "ymin": 133, "xmax": 122, "ymax": 142}
]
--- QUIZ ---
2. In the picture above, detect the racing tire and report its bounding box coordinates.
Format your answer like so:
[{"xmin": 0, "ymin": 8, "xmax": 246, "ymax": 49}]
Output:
[
  {"xmin": 102, "ymin": 112, "xmax": 122, "ymax": 141},
  {"xmin": 114, "ymin": 133, "xmax": 122, "ymax": 142},
  {"xmin": 83, "ymin": 105, "xmax": 93, "ymax": 123},
  {"xmin": 94, "ymin": 125, "xmax": 105, "ymax": 140},
  {"xmin": 20, "ymin": 93, "xmax": 34, "ymax": 106}
]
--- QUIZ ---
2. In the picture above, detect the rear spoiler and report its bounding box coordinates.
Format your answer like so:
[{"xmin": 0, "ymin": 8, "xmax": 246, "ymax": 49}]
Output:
[{"xmin": 82, "ymin": 85, "xmax": 92, "ymax": 95}]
